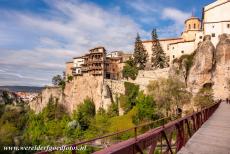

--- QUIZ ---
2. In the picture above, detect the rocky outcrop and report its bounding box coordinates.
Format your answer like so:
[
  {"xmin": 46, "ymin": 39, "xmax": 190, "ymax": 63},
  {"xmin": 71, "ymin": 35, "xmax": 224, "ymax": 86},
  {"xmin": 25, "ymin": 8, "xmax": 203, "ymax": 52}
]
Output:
[
  {"xmin": 64, "ymin": 75, "xmax": 104, "ymax": 113},
  {"xmin": 187, "ymin": 35, "xmax": 215, "ymax": 93},
  {"xmin": 29, "ymin": 86, "xmax": 63, "ymax": 113},
  {"xmin": 212, "ymin": 34, "xmax": 230, "ymax": 99}
]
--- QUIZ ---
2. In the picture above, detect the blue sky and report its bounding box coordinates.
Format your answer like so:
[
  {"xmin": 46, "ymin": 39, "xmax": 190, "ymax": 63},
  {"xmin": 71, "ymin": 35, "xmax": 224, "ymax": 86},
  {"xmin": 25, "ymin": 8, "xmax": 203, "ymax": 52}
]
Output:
[{"xmin": 0, "ymin": 0, "xmax": 215, "ymax": 86}]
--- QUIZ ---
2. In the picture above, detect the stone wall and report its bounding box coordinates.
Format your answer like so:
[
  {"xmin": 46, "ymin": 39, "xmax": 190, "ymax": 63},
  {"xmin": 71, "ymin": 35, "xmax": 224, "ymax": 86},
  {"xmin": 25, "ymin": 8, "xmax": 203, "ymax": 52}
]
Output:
[
  {"xmin": 132, "ymin": 68, "xmax": 170, "ymax": 91},
  {"xmin": 104, "ymin": 79, "xmax": 125, "ymax": 95}
]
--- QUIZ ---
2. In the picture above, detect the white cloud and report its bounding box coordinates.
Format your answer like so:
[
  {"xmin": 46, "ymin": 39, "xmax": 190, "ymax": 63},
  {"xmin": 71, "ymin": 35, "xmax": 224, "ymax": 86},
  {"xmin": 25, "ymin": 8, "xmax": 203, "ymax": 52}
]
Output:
[
  {"xmin": 162, "ymin": 7, "xmax": 191, "ymax": 24},
  {"xmin": 0, "ymin": 0, "xmax": 146, "ymax": 86}
]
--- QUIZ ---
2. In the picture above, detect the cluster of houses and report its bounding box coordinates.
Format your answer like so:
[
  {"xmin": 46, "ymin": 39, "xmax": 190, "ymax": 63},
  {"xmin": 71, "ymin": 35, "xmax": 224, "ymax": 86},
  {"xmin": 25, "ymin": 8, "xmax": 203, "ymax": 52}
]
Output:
[
  {"xmin": 65, "ymin": 0, "xmax": 230, "ymax": 80},
  {"xmin": 65, "ymin": 47, "xmax": 132, "ymax": 80}
]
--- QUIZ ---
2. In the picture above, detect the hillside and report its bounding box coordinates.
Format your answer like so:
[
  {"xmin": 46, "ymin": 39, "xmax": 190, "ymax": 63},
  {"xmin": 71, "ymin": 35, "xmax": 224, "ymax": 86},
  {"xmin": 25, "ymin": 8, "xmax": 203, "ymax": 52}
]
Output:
[{"xmin": 0, "ymin": 86, "xmax": 43, "ymax": 93}]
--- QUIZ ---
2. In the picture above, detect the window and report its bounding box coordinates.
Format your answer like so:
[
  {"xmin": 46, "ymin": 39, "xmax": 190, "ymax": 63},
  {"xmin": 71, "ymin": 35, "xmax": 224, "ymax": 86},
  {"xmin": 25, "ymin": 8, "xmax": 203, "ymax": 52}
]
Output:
[
  {"xmin": 194, "ymin": 24, "xmax": 196, "ymax": 29},
  {"xmin": 189, "ymin": 24, "xmax": 191, "ymax": 29},
  {"xmin": 212, "ymin": 25, "xmax": 215, "ymax": 28},
  {"xmin": 199, "ymin": 36, "xmax": 203, "ymax": 39},
  {"xmin": 227, "ymin": 24, "xmax": 230, "ymax": 28},
  {"xmin": 212, "ymin": 33, "xmax": 215, "ymax": 37},
  {"xmin": 173, "ymin": 55, "xmax": 175, "ymax": 58},
  {"xmin": 181, "ymin": 50, "xmax": 184, "ymax": 54},
  {"xmin": 172, "ymin": 47, "xmax": 174, "ymax": 50}
]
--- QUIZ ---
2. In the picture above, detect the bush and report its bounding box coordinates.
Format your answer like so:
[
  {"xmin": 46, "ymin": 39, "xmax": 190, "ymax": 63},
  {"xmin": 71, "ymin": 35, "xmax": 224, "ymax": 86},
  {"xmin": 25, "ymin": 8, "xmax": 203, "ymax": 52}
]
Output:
[
  {"xmin": 132, "ymin": 91, "xmax": 159, "ymax": 125},
  {"xmin": 107, "ymin": 102, "xmax": 119, "ymax": 117},
  {"xmin": 74, "ymin": 98, "xmax": 95, "ymax": 130},
  {"xmin": 194, "ymin": 83, "xmax": 214, "ymax": 109},
  {"xmin": 120, "ymin": 82, "xmax": 139, "ymax": 113},
  {"xmin": 0, "ymin": 122, "xmax": 19, "ymax": 146}
]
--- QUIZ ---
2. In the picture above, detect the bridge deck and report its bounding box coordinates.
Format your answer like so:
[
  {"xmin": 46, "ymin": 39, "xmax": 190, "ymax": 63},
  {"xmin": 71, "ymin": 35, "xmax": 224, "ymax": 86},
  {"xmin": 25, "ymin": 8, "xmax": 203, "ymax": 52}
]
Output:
[{"xmin": 178, "ymin": 102, "xmax": 230, "ymax": 154}]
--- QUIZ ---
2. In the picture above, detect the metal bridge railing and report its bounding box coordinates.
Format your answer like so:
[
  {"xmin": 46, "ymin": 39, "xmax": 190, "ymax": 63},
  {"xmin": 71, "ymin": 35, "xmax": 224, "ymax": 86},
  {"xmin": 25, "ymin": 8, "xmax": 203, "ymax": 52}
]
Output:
[
  {"xmin": 37, "ymin": 101, "xmax": 221, "ymax": 154},
  {"xmin": 94, "ymin": 101, "xmax": 221, "ymax": 154}
]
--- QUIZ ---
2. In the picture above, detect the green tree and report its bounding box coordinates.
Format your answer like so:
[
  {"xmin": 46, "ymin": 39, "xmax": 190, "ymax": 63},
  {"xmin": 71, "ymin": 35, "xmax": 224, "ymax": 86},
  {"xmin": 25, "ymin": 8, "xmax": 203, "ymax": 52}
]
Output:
[
  {"xmin": 122, "ymin": 58, "xmax": 138, "ymax": 80},
  {"xmin": 52, "ymin": 74, "xmax": 65, "ymax": 90},
  {"xmin": 147, "ymin": 77, "xmax": 191, "ymax": 116},
  {"xmin": 151, "ymin": 28, "xmax": 169, "ymax": 69},
  {"xmin": 133, "ymin": 33, "xmax": 148, "ymax": 70},
  {"xmin": 74, "ymin": 98, "xmax": 96, "ymax": 130},
  {"xmin": 132, "ymin": 91, "xmax": 159, "ymax": 125}
]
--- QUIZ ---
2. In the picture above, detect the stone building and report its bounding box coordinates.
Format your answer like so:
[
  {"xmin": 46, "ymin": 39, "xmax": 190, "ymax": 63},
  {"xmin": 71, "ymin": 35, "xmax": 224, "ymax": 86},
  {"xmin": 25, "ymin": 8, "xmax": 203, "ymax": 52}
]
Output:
[
  {"xmin": 203, "ymin": 0, "xmax": 230, "ymax": 46},
  {"xmin": 81, "ymin": 47, "xmax": 107, "ymax": 76},
  {"xmin": 65, "ymin": 48, "xmax": 132, "ymax": 80},
  {"xmin": 143, "ymin": 0, "xmax": 230, "ymax": 65}
]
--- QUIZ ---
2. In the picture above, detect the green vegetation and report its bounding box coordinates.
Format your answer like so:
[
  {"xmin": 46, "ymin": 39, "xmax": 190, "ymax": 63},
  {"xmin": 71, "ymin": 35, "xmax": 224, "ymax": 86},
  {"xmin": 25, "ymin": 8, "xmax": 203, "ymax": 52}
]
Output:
[
  {"xmin": 132, "ymin": 91, "xmax": 159, "ymax": 125},
  {"xmin": 73, "ymin": 98, "xmax": 95, "ymax": 130},
  {"xmin": 52, "ymin": 74, "xmax": 66, "ymax": 90},
  {"xmin": 67, "ymin": 75, "xmax": 73, "ymax": 82},
  {"xmin": 120, "ymin": 82, "xmax": 139, "ymax": 113},
  {"xmin": 147, "ymin": 77, "xmax": 191, "ymax": 116},
  {"xmin": 0, "ymin": 78, "xmax": 195, "ymax": 153},
  {"xmin": 151, "ymin": 28, "xmax": 169, "ymax": 69},
  {"xmin": 133, "ymin": 33, "xmax": 148, "ymax": 70},
  {"xmin": 194, "ymin": 83, "xmax": 214, "ymax": 109},
  {"xmin": 122, "ymin": 58, "xmax": 138, "ymax": 80},
  {"xmin": 0, "ymin": 104, "xmax": 28, "ymax": 146},
  {"xmin": 173, "ymin": 52, "xmax": 195, "ymax": 83}
]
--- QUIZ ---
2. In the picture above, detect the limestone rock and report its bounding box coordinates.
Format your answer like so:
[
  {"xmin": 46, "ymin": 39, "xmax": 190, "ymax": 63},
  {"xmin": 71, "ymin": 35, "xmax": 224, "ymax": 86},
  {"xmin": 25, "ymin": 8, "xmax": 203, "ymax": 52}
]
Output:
[
  {"xmin": 187, "ymin": 35, "xmax": 215, "ymax": 93},
  {"xmin": 212, "ymin": 34, "xmax": 230, "ymax": 99}
]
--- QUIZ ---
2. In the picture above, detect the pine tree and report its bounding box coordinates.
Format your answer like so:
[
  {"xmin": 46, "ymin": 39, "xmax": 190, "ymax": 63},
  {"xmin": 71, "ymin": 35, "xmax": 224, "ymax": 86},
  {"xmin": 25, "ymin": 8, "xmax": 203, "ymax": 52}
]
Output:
[
  {"xmin": 151, "ymin": 28, "xmax": 169, "ymax": 69},
  {"xmin": 133, "ymin": 33, "xmax": 148, "ymax": 70}
]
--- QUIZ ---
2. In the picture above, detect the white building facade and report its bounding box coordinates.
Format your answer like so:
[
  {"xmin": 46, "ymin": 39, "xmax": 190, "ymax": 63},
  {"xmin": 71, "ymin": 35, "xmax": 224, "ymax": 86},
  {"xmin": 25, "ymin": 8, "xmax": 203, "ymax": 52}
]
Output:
[
  {"xmin": 72, "ymin": 57, "xmax": 84, "ymax": 75},
  {"xmin": 143, "ymin": 0, "xmax": 230, "ymax": 65},
  {"xmin": 203, "ymin": 0, "xmax": 230, "ymax": 46}
]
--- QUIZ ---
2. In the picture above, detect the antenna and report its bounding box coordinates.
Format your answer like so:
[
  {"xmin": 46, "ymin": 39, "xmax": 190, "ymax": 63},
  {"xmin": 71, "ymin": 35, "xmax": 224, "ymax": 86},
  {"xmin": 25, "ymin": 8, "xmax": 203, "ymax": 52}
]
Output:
[{"xmin": 192, "ymin": 8, "xmax": 195, "ymax": 17}]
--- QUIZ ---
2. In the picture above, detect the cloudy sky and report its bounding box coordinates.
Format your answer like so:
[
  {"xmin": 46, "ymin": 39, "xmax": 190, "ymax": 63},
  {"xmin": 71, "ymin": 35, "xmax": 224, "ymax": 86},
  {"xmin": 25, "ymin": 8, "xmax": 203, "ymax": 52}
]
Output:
[{"xmin": 0, "ymin": 0, "xmax": 214, "ymax": 86}]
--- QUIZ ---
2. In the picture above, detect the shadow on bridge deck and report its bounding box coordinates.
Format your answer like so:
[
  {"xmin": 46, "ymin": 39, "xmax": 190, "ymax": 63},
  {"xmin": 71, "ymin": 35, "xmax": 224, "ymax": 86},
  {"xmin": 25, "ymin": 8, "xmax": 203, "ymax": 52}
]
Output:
[{"xmin": 178, "ymin": 102, "xmax": 230, "ymax": 154}]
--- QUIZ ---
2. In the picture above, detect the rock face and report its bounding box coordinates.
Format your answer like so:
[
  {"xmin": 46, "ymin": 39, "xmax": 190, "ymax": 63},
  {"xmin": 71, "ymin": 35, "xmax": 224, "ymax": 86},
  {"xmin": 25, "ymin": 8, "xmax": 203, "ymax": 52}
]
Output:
[
  {"xmin": 187, "ymin": 35, "xmax": 215, "ymax": 93},
  {"xmin": 64, "ymin": 75, "xmax": 104, "ymax": 113},
  {"xmin": 212, "ymin": 34, "xmax": 230, "ymax": 99},
  {"xmin": 29, "ymin": 86, "xmax": 63, "ymax": 113}
]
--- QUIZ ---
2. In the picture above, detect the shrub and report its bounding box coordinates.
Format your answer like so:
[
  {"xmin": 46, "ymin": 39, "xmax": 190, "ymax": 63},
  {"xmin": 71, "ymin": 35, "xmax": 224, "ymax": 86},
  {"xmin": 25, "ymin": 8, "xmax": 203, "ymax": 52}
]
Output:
[
  {"xmin": 132, "ymin": 91, "xmax": 159, "ymax": 125},
  {"xmin": 74, "ymin": 98, "xmax": 95, "ymax": 130},
  {"xmin": 120, "ymin": 82, "xmax": 139, "ymax": 113},
  {"xmin": 194, "ymin": 83, "xmax": 214, "ymax": 109}
]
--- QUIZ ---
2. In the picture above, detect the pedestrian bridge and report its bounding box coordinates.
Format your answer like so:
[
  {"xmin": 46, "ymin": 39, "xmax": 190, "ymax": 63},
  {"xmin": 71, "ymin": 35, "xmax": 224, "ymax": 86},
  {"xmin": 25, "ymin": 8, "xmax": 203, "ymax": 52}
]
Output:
[
  {"xmin": 178, "ymin": 102, "xmax": 230, "ymax": 154},
  {"xmin": 38, "ymin": 101, "xmax": 230, "ymax": 154}
]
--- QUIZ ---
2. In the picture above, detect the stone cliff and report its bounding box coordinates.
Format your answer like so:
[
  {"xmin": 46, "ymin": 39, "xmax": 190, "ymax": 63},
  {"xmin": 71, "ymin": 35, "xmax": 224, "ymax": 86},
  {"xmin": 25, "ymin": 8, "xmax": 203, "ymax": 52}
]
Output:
[
  {"xmin": 187, "ymin": 35, "xmax": 215, "ymax": 93},
  {"xmin": 30, "ymin": 34, "xmax": 230, "ymax": 114},
  {"xmin": 172, "ymin": 34, "xmax": 230, "ymax": 99},
  {"xmin": 212, "ymin": 34, "xmax": 230, "ymax": 99}
]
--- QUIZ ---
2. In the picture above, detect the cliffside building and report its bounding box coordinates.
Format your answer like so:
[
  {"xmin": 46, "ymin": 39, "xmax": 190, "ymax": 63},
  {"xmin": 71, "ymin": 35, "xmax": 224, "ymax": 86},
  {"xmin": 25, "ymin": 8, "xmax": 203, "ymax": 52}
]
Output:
[
  {"xmin": 143, "ymin": 0, "xmax": 230, "ymax": 64},
  {"xmin": 65, "ymin": 48, "xmax": 132, "ymax": 80},
  {"xmin": 203, "ymin": 0, "xmax": 230, "ymax": 46}
]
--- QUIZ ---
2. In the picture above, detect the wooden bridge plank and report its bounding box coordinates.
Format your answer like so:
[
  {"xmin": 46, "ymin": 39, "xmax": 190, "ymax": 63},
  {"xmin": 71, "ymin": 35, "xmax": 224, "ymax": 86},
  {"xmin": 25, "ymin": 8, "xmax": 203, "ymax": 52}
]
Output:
[{"xmin": 178, "ymin": 102, "xmax": 230, "ymax": 154}]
